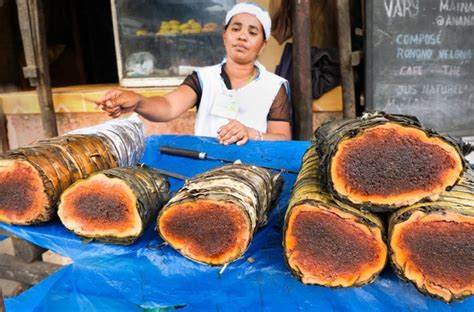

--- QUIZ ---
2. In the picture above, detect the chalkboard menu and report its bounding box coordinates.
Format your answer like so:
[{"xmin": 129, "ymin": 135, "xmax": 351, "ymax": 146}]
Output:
[{"xmin": 366, "ymin": 0, "xmax": 474, "ymax": 136}]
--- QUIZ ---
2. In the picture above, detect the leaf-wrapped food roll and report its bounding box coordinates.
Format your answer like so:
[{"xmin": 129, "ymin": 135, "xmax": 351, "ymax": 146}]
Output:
[
  {"xmin": 158, "ymin": 164, "xmax": 282, "ymax": 265},
  {"xmin": 284, "ymin": 145, "xmax": 387, "ymax": 287},
  {"xmin": 58, "ymin": 166, "xmax": 169, "ymax": 244},
  {"xmin": 0, "ymin": 116, "xmax": 144, "ymax": 225},
  {"xmin": 315, "ymin": 112, "xmax": 468, "ymax": 212},
  {"xmin": 389, "ymin": 171, "xmax": 474, "ymax": 302}
]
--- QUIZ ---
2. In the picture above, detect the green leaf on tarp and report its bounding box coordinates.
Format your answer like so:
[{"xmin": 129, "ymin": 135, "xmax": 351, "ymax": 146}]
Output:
[{"xmin": 140, "ymin": 304, "xmax": 186, "ymax": 312}]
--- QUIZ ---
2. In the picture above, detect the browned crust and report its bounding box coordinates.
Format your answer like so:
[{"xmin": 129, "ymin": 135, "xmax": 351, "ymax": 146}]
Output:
[
  {"xmin": 391, "ymin": 211, "xmax": 474, "ymax": 302},
  {"xmin": 158, "ymin": 200, "xmax": 251, "ymax": 265},
  {"xmin": 285, "ymin": 204, "xmax": 387, "ymax": 286},
  {"xmin": 0, "ymin": 159, "xmax": 50, "ymax": 224},
  {"xmin": 58, "ymin": 174, "xmax": 141, "ymax": 238},
  {"xmin": 331, "ymin": 124, "xmax": 463, "ymax": 207}
]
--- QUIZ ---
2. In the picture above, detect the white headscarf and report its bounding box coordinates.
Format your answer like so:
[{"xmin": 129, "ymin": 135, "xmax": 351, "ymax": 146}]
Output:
[{"xmin": 225, "ymin": 2, "xmax": 271, "ymax": 41}]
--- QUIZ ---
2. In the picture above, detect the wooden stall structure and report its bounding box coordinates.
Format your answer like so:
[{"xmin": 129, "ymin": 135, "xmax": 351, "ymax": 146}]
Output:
[
  {"xmin": 1, "ymin": 0, "xmax": 61, "ymax": 297},
  {"xmin": 16, "ymin": 0, "xmax": 58, "ymax": 138},
  {"xmin": 0, "ymin": 0, "xmax": 361, "ymax": 297}
]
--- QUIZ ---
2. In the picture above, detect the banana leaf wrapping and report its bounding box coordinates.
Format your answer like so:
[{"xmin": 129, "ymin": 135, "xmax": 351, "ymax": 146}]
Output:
[
  {"xmin": 157, "ymin": 164, "xmax": 283, "ymax": 266},
  {"xmin": 284, "ymin": 144, "xmax": 387, "ymax": 287},
  {"xmin": 389, "ymin": 170, "xmax": 474, "ymax": 302},
  {"xmin": 67, "ymin": 114, "xmax": 145, "ymax": 167},
  {"xmin": 58, "ymin": 166, "xmax": 169, "ymax": 245},
  {"xmin": 0, "ymin": 116, "xmax": 145, "ymax": 225},
  {"xmin": 314, "ymin": 112, "xmax": 469, "ymax": 212}
]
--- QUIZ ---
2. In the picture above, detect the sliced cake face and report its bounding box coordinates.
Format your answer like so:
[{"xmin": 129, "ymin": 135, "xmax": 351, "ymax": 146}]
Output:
[
  {"xmin": 331, "ymin": 124, "xmax": 463, "ymax": 208},
  {"xmin": 0, "ymin": 159, "xmax": 50, "ymax": 224},
  {"xmin": 58, "ymin": 174, "xmax": 142, "ymax": 240},
  {"xmin": 390, "ymin": 210, "xmax": 474, "ymax": 302},
  {"xmin": 159, "ymin": 200, "xmax": 251, "ymax": 265},
  {"xmin": 157, "ymin": 164, "xmax": 282, "ymax": 266},
  {"xmin": 285, "ymin": 204, "xmax": 387, "ymax": 287}
]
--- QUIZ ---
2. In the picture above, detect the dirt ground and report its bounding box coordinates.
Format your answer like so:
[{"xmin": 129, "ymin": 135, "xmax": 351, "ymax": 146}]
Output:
[
  {"xmin": 0, "ymin": 237, "xmax": 72, "ymax": 299},
  {"xmin": 0, "ymin": 238, "xmax": 23, "ymax": 298}
]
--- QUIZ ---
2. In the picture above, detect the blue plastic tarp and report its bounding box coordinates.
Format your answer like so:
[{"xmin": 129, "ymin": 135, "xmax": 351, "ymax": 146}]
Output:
[{"xmin": 1, "ymin": 135, "xmax": 472, "ymax": 311}]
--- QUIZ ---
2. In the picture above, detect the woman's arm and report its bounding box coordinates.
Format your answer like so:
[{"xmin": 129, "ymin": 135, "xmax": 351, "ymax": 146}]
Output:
[
  {"xmin": 97, "ymin": 85, "xmax": 197, "ymax": 121},
  {"xmin": 261, "ymin": 120, "xmax": 291, "ymax": 140}
]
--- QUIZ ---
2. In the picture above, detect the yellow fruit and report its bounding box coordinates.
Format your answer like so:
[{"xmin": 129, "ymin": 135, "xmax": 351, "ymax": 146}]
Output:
[
  {"xmin": 179, "ymin": 23, "xmax": 190, "ymax": 31},
  {"xmin": 204, "ymin": 22, "xmax": 218, "ymax": 28}
]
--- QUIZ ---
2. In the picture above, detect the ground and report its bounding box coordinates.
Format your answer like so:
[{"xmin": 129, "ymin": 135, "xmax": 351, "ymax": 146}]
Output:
[{"xmin": 0, "ymin": 237, "xmax": 71, "ymax": 298}]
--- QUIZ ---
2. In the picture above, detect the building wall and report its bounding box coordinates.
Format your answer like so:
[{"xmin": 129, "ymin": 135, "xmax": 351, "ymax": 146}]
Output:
[{"xmin": 1, "ymin": 0, "xmax": 342, "ymax": 151}]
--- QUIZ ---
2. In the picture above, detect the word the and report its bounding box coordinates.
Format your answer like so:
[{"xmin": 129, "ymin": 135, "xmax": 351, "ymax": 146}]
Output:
[{"xmin": 441, "ymin": 65, "xmax": 461, "ymax": 76}]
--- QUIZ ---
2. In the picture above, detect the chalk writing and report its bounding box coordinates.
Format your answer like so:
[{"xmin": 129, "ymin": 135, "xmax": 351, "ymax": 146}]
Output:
[
  {"xmin": 399, "ymin": 66, "xmax": 423, "ymax": 75},
  {"xmin": 438, "ymin": 49, "xmax": 472, "ymax": 60},
  {"xmin": 398, "ymin": 85, "xmax": 418, "ymax": 95},
  {"xmin": 367, "ymin": 1, "xmax": 474, "ymax": 135},
  {"xmin": 421, "ymin": 84, "xmax": 467, "ymax": 95},
  {"xmin": 440, "ymin": 0, "xmax": 474, "ymax": 13},
  {"xmin": 442, "ymin": 65, "xmax": 462, "ymax": 76},
  {"xmin": 384, "ymin": 0, "xmax": 419, "ymax": 18},
  {"xmin": 385, "ymin": 96, "xmax": 424, "ymax": 106},
  {"xmin": 436, "ymin": 15, "xmax": 474, "ymax": 26},
  {"xmin": 395, "ymin": 33, "xmax": 441, "ymax": 45},
  {"xmin": 396, "ymin": 48, "xmax": 433, "ymax": 60}
]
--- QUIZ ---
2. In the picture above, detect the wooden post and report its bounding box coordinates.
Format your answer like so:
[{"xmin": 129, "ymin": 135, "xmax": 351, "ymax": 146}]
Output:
[
  {"xmin": 292, "ymin": 0, "xmax": 313, "ymax": 140},
  {"xmin": 0, "ymin": 254, "xmax": 60, "ymax": 285},
  {"xmin": 16, "ymin": 0, "xmax": 36, "ymax": 85},
  {"xmin": 0, "ymin": 99, "xmax": 9, "ymax": 153},
  {"xmin": 336, "ymin": 0, "xmax": 356, "ymax": 119},
  {"xmin": 10, "ymin": 237, "xmax": 46, "ymax": 263},
  {"xmin": 16, "ymin": 0, "xmax": 58, "ymax": 138},
  {"xmin": 0, "ymin": 287, "xmax": 4, "ymax": 312},
  {"xmin": 0, "ymin": 287, "xmax": 5, "ymax": 312}
]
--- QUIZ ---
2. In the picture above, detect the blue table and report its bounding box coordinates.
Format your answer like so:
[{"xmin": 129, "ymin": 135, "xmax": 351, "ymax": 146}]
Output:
[{"xmin": 1, "ymin": 135, "xmax": 472, "ymax": 311}]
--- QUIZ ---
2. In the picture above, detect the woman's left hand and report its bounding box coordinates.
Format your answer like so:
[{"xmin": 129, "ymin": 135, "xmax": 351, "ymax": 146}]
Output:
[{"xmin": 217, "ymin": 120, "xmax": 250, "ymax": 145}]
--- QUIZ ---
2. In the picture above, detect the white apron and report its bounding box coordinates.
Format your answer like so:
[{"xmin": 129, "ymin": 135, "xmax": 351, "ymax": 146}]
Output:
[{"xmin": 194, "ymin": 61, "xmax": 288, "ymax": 137}]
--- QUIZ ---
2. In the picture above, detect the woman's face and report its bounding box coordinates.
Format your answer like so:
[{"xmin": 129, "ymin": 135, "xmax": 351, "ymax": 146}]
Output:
[{"xmin": 223, "ymin": 13, "xmax": 267, "ymax": 64}]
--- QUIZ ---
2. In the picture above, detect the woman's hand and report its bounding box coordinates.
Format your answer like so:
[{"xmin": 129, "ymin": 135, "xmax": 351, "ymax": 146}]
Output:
[
  {"xmin": 97, "ymin": 89, "xmax": 143, "ymax": 118},
  {"xmin": 217, "ymin": 120, "xmax": 252, "ymax": 145}
]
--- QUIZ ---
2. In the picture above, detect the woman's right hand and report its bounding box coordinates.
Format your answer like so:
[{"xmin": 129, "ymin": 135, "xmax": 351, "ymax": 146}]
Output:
[{"xmin": 96, "ymin": 89, "xmax": 143, "ymax": 118}]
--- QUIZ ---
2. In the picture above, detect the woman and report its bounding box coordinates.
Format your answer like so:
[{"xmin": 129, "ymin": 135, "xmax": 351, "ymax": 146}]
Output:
[{"xmin": 98, "ymin": 2, "xmax": 291, "ymax": 145}]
